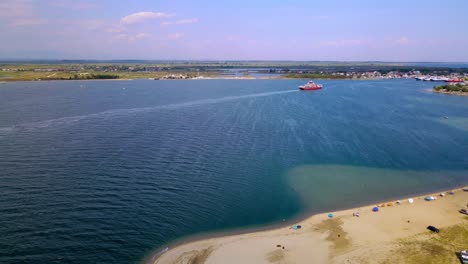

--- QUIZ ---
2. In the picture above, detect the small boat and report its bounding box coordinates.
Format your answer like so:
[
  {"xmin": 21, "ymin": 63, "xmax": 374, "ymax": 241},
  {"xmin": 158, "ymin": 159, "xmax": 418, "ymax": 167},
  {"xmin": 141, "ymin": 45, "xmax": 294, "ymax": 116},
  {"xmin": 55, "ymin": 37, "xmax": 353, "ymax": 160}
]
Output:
[
  {"xmin": 429, "ymin": 77, "xmax": 445, "ymax": 82},
  {"xmin": 299, "ymin": 81, "xmax": 322, "ymax": 91}
]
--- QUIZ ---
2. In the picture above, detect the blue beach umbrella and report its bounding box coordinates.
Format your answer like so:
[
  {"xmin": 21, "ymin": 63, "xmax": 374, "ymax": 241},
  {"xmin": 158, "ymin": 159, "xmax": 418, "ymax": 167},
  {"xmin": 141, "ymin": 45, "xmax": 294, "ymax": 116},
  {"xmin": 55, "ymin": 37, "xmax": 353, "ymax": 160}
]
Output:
[
  {"xmin": 372, "ymin": 207, "xmax": 379, "ymax": 212},
  {"xmin": 328, "ymin": 213, "xmax": 334, "ymax": 218}
]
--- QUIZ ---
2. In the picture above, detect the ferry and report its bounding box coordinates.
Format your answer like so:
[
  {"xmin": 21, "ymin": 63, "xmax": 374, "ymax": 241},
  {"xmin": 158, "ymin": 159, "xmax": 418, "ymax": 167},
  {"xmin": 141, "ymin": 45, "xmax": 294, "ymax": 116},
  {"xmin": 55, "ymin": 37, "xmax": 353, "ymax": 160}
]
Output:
[
  {"xmin": 299, "ymin": 81, "xmax": 322, "ymax": 91},
  {"xmin": 445, "ymin": 79, "xmax": 464, "ymax": 83},
  {"xmin": 428, "ymin": 77, "xmax": 447, "ymax": 82}
]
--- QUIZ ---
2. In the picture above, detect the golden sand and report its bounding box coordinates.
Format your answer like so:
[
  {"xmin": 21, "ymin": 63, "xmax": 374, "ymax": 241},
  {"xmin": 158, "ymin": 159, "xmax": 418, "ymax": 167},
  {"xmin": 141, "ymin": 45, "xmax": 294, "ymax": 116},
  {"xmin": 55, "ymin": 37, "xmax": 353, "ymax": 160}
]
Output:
[{"xmin": 153, "ymin": 187, "xmax": 468, "ymax": 264}]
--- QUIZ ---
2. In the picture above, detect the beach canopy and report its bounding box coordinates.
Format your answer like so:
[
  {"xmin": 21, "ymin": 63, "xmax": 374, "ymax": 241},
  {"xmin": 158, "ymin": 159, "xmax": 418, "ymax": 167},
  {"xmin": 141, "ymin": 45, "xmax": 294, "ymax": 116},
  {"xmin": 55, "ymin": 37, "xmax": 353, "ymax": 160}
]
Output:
[
  {"xmin": 292, "ymin": 225, "xmax": 302, "ymax": 230},
  {"xmin": 372, "ymin": 207, "xmax": 379, "ymax": 212},
  {"xmin": 328, "ymin": 213, "xmax": 334, "ymax": 218},
  {"xmin": 425, "ymin": 196, "xmax": 432, "ymax": 201},
  {"xmin": 408, "ymin": 198, "xmax": 414, "ymax": 203}
]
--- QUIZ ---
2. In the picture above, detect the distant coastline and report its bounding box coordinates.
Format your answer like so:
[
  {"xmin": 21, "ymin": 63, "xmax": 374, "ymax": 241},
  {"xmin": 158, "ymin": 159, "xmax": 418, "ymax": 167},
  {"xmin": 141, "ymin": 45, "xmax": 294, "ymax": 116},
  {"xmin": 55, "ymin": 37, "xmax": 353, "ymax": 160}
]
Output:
[{"xmin": 2, "ymin": 62, "xmax": 467, "ymax": 82}]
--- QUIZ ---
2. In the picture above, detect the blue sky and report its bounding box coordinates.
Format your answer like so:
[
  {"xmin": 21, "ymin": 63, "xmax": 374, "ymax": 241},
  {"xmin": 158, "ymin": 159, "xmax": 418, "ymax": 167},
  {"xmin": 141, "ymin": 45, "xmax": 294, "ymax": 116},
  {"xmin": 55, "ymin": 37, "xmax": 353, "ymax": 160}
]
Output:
[{"xmin": 1, "ymin": 0, "xmax": 467, "ymax": 61}]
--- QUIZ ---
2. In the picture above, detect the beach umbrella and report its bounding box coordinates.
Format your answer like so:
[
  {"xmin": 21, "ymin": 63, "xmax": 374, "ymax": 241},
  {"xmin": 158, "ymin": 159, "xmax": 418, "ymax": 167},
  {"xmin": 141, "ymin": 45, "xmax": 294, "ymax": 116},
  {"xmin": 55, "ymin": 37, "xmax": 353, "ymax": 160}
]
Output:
[
  {"xmin": 328, "ymin": 213, "xmax": 334, "ymax": 218},
  {"xmin": 424, "ymin": 196, "xmax": 432, "ymax": 201},
  {"xmin": 408, "ymin": 198, "xmax": 414, "ymax": 204},
  {"xmin": 372, "ymin": 207, "xmax": 379, "ymax": 212}
]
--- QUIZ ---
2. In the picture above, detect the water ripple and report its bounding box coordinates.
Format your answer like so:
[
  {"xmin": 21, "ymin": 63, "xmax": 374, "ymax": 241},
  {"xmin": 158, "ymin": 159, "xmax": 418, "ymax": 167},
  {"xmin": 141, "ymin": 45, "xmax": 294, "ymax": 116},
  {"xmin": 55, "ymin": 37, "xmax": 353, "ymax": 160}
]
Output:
[{"xmin": 0, "ymin": 90, "xmax": 296, "ymax": 136}]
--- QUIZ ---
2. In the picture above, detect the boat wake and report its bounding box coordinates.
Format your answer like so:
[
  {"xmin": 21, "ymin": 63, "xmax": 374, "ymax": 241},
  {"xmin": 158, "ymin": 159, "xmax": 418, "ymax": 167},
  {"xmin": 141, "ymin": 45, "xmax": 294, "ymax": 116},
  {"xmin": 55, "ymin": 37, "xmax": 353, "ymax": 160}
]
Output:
[{"xmin": 0, "ymin": 90, "xmax": 297, "ymax": 136}]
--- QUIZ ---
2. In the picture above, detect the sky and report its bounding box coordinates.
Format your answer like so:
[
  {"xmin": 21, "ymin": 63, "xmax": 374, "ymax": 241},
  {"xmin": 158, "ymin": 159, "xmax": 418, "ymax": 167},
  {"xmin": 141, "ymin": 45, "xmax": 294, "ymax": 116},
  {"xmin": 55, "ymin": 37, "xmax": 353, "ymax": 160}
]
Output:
[{"xmin": 1, "ymin": 0, "xmax": 468, "ymax": 61}]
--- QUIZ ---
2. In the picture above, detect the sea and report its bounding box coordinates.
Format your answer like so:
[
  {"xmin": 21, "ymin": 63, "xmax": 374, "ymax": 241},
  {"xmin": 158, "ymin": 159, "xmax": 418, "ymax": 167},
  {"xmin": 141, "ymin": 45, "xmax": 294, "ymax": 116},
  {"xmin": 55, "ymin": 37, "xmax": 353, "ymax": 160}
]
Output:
[{"xmin": 0, "ymin": 79, "xmax": 467, "ymax": 263}]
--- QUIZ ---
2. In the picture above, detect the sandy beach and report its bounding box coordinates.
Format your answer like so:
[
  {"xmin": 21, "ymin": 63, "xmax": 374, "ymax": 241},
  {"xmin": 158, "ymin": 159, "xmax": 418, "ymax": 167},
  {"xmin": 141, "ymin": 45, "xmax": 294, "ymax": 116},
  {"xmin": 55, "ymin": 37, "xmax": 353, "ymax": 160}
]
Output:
[{"xmin": 152, "ymin": 187, "xmax": 468, "ymax": 264}]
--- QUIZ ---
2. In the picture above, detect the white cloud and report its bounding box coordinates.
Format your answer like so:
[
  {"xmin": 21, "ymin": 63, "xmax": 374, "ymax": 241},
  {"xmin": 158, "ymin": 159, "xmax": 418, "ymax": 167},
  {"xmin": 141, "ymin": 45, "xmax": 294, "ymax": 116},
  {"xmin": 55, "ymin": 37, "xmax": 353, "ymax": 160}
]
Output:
[
  {"xmin": 136, "ymin": 33, "xmax": 151, "ymax": 39},
  {"xmin": 161, "ymin": 18, "xmax": 198, "ymax": 26},
  {"xmin": 114, "ymin": 33, "xmax": 136, "ymax": 42},
  {"xmin": 396, "ymin": 37, "xmax": 410, "ymax": 45},
  {"xmin": 320, "ymin": 39, "xmax": 364, "ymax": 47},
  {"xmin": 47, "ymin": 0, "xmax": 96, "ymax": 10},
  {"xmin": 11, "ymin": 18, "xmax": 45, "ymax": 26},
  {"xmin": 0, "ymin": 0, "xmax": 45, "ymax": 26},
  {"xmin": 0, "ymin": 0, "xmax": 33, "ymax": 18},
  {"xmin": 113, "ymin": 32, "xmax": 152, "ymax": 42},
  {"xmin": 116, "ymin": 33, "xmax": 128, "ymax": 39},
  {"xmin": 225, "ymin": 34, "xmax": 241, "ymax": 41},
  {"xmin": 106, "ymin": 26, "xmax": 126, "ymax": 33},
  {"xmin": 168, "ymin": 33, "xmax": 184, "ymax": 40},
  {"xmin": 121, "ymin": 11, "xmax": 175, "ymax": 25},
  {"xmin": 73, "ymin": 19, "xmax": 106, "ymax": 30}
]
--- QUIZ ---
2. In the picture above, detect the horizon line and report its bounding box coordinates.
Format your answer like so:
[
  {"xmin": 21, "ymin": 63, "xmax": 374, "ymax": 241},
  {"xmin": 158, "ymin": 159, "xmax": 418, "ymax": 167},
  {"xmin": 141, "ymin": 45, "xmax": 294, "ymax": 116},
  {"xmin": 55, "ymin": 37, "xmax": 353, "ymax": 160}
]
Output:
[{"xmin": 1, "ymin": 59, "xmax": 468, "ymax": 64}]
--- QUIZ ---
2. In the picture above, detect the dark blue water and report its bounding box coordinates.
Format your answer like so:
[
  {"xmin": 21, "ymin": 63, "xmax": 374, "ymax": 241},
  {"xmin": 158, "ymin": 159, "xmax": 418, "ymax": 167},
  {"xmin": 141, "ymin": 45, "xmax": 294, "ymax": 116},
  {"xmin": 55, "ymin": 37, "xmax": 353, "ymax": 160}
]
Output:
[{"xmin": 0, "ymin": 79, "xmax": 467, "ymax": 264}]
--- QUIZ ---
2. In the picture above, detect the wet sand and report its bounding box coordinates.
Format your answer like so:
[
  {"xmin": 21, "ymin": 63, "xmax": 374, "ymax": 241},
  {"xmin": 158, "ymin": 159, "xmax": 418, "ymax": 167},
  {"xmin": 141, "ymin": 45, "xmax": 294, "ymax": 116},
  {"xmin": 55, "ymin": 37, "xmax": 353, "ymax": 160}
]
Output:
[{"xmin": 152, "ymin": 187, "xmax": 468, "ymax": 264}]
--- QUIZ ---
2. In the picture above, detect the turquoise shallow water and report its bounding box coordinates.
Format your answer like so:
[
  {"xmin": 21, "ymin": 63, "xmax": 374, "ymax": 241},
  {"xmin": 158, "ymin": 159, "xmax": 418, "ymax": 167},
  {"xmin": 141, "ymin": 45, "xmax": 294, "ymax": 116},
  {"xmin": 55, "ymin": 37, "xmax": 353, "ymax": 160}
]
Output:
[{"xmin": 0, "ymin": 79, "xmax": 467, "ymax": 263}]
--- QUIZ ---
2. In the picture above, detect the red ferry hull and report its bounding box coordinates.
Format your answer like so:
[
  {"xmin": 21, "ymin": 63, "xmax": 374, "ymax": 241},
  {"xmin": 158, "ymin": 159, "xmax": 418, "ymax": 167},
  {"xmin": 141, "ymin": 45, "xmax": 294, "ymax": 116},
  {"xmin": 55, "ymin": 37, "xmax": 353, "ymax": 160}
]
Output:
[{"xmin": 299, "ymin": 87, "xmax": 321, "ymax": 91}]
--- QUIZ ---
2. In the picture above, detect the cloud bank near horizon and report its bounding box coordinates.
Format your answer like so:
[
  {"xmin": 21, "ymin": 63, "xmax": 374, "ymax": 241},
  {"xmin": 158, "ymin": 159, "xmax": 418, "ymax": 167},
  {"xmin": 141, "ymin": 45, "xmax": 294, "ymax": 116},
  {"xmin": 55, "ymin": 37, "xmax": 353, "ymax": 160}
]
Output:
[{"xmin": 120, "ymin": 11, "xmax": 175, "ymax": 25}]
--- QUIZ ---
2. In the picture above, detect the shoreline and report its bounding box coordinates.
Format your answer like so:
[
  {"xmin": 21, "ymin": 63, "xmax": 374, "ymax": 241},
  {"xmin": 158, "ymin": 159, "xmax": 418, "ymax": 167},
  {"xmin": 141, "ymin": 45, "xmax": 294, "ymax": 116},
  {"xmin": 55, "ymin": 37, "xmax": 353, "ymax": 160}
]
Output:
[
  {"xmin": 433, "ymin": 90, "xmax": 468, "ymax": 96},
  {"xmin": 148, "ymin": 184, "xmax": 468, "ymax": 264},
  {"xmin": 0, "ymin": 77, "xmax": 409, "ymax": 83},
  {"xmin": 0, "ymin": 78, "xmax": 134, "ymax": 83}
]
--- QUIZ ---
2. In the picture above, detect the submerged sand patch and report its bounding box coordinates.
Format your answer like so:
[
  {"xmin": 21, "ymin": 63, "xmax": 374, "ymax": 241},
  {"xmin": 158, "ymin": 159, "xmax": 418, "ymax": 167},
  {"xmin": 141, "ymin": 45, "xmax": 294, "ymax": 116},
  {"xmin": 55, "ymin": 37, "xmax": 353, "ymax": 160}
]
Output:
[
  {"xmin": 435, "ymin": 116, "xmax": 468, "ymax": 132},
  {"xmin": 287, "ymin": 164, "xmax": 468, "ymax": 211}
]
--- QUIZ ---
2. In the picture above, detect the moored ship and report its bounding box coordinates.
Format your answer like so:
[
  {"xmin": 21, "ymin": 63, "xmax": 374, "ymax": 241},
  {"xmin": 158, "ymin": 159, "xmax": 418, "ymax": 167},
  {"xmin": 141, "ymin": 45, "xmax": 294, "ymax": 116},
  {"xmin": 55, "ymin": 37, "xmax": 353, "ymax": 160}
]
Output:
[
  {"xmin": 299, "ymin": 81, "xmax": 322, "ymax": 91},
  {"xmin": 445, "ymin": 79, "xmax": 464, "ymax": 83}
]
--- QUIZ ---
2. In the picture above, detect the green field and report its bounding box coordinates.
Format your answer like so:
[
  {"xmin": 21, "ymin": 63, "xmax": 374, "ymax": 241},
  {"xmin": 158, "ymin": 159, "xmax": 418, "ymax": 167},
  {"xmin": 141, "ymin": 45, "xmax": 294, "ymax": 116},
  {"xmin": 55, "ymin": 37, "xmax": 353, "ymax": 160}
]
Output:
[{"xmin": 0, "ymin": 69, "xmax": 220, "ymax": 81}]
